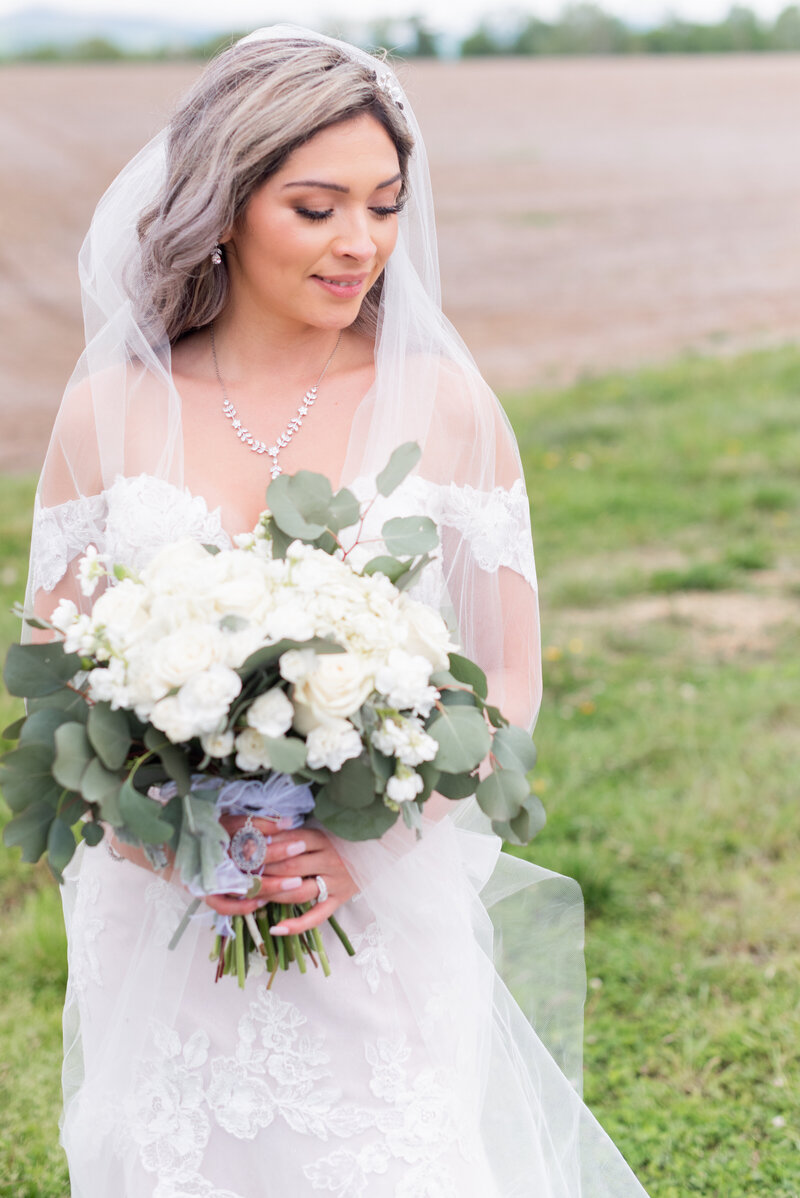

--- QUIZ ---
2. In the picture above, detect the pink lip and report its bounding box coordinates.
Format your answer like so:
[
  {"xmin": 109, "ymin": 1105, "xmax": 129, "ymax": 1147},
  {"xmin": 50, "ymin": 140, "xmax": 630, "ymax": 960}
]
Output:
[{"xmin": 311, "ymin": 274, "xmax": 369, "ymax": 298}]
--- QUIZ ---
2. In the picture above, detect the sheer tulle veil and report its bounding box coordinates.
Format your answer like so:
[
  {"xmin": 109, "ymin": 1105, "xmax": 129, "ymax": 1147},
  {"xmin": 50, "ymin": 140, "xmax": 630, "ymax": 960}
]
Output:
[{"xmin": 26, "ymin": 24, "xmax": 650, "ymax": 1197}]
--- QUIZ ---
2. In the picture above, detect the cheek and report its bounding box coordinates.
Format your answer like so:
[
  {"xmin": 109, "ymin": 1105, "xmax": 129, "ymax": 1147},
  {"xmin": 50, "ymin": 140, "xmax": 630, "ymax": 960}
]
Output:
[{"xmin": 377, "ymin": 221, "xmax": 400, "ymax": 263}]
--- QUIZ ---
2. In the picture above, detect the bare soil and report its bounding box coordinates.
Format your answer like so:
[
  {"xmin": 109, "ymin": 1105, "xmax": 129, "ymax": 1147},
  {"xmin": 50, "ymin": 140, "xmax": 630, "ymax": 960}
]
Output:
[{"xmin": 2, "ymin": 55, "xmax": 800, "ymax": 471}]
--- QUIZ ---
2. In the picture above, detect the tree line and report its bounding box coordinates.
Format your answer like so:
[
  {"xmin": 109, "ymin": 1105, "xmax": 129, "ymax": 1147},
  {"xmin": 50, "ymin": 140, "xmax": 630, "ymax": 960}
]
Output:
[{"xmin": 6, "ymin": 5, "xmax": 800, "ymax": 63}]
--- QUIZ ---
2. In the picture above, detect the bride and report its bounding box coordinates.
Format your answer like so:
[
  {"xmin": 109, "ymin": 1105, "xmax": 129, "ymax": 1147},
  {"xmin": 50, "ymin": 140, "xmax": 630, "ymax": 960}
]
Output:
[{"xmin": 28, "ymin": 25, "xmax": 651, "ymax": 1198}]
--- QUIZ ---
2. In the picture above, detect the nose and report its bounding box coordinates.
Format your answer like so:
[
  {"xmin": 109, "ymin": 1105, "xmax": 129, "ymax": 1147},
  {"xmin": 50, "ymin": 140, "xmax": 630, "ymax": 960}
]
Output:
[{"xmin": 332, "ymin": 212, "xmax": 377, "ymax": 263}]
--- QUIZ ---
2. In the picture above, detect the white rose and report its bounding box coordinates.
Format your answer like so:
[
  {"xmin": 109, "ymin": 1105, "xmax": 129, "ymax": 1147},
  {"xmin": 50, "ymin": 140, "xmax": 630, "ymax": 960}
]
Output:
[
  {"xmin": 293, "ymin": 653, "xmax": 375, "ymax": 735},
  {"xmin": 386, "ymin": 764, "xmax": 425, "ymax": 803},
  {"xmin": 177, "ymin": 665, "xmax": 242, "ymax": 734},
  {"xmin": 150, "ymin": 696, "xmax": 197, "ymax": 744},
  {"xmin": 50, "ymin": 597, "xmax": 78, "ymax": 634},
  {"xmin": 201, "ymin": 729, "xmax": 235, "ymax": 759},
  {"xmin": 247, "ymin": 688, "xmax": 294, "ymax": 738},
  {"xmin": 150, "ymin": 623, "xmax": 222, "ymax": 689},
  {"xmin": 279, "ymin": 649, "xmax": 318, "ymax": 684},
  {"xmin": 374, "ymin": 649, "xmax": 438, "ymax": 717},
  {"xmin": 305, "ymin": 719, "xmax": 363, "ymax": 771},
  {"xmin": 399, "ymin": 597, "xmax": 457, "ymax": 672},
  {"xmin": 234, "ymin": 727, "xmax": 272, "ymax": 772},
  {"xmin": 261, "ymin": 604, "xmax": 316, "ymax": 644}
]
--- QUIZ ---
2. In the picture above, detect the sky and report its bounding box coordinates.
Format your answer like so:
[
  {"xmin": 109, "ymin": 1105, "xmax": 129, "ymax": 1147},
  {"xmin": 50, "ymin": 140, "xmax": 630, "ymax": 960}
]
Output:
[{"xmin": 0, "ymin": 0, "xmax": 792, "ymax": 34}]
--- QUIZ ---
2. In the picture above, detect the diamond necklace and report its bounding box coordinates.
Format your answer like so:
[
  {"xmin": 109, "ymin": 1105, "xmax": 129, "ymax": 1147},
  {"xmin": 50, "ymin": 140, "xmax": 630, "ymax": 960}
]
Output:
[{"xmin": 209, "ymin": 322, "xmax": 342, "ymax": 479}]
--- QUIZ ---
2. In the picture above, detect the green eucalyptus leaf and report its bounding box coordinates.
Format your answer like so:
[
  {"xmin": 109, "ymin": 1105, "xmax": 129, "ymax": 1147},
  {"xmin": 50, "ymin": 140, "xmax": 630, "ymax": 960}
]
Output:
[
  {"xmin": 2, "ymin": 715, "xmax": 25, "ymax": 741},
  {"xmin": 2, "ymin": 800, "xmax": 54, "ymax": 862},
  {"xmin": 174, "ymin": 792, "xmax": 228, "ymax": 893},
  {"xmin": 201, "ymin": 543, "xmax": 221, "ymax": 556},
  {"xmin": 81, "ymin": 758, "xmax": 123, "ymax": 824},
  {"xmin": 118, "ymin": 776, "xmax": 174, "ymax": 845},
  {"xmin": 52, "ymin": 723, "xmax": 94, "ymax": 792},
  {"xmin": 447, "ymin": 652, "xmax": 488, "ymax": 700},
  {"xmin": 238, "ymin": 636, "xmax": 343, "ymax": 678},
  {"xmin": 3, "ymin": 641, "xmax": 83, "ymax": 697},
  {"xmin": 28, "ymin": 688, "xmax": 89, "ymax": 722},
  {"xmin": 439, "ymin": 688, "xmax": 477, "ymax": 709},
  {"xmin": 491, "ymin": 725, "xmax": 537, "ymax": 774},
  {"xmin": 432, "ymin": 770, "xmax": 477, "ymax": 800},
  {"xmin": 267, "ymin": 471, "xmax": 332, "ymax": 539},
  {"xmin": 0, "ymin": 743, "xmax": 60, "ymax": 812},
  {"xmin": 363, "ymin": 556, "xmax": 411, "ymax": 583},
  {"xmin": 81, "ymin": 820, "xmax": 106, "ymax": 847},
  {"xmin": 416, "ymin": 760, "xmax": 440, "ymax": 802},
  {"xmin": 484, "ymin": 704, "xmax": 508, "ymax": 729},
  {"xmin": 316, "ymin": 754, "xmax": 376, "ymax": 810},
  {"xmin": 143, "ymin": 728, "xmax": 191, "ymax": 796},
  {"xmin": 18, "ymin": 707, "xmax": 72, "ymax": 750},
  {"xmin": 381, "ymin": 516, "xmax": 439, "ymax": 557},
  {"xmin": 366, "ymin": 741, "xmax": 394, "ymax": 796},
  {"xmin": 496, "ymin": 794, "xmax": 547, "ymax": 846},
  {"xmin": 312, "ymin": 530, "xmax": 339, "ymax": 555},
  {"xmin": 263, "ymin": 736, "xmax": 307, "ymax": 774},
  {"xmin": 376, "ymin": 442, "xmax": 421, "ymax": 497},
  {"xmin": 315, "ymin": 799, "xmax": 398, "ymax": 841},
  {"xmin": 401, "ymin": 800, "xmax": 424, "ymax": 834},
  {"xmin": 428, "ymin": 706, "xmax": 490, "ymax": 773},
  {"xmin": 266, "ymin": 519, "xmax": 293, "ymax": 561},
  {"xmin": 87, "ymin": 702, "xmax": 131, "ymax": 770},
  {"xmin": 394, "ymin": 552, "xmax": 434, "ymax": 593},
  {"xmin": 47, "ymin": 817, "xmax": 77, "ymax": 882},
  {"xmin": 297, "ymin": 765, "xmax": 331, "ymax": 785},
  {"xmin": 327, "ymin": 487, "xmax": 360, "ymax": 533},
  {"xmin": 475, "ymin": 768, "xmax": 530, "ymax": 822}
]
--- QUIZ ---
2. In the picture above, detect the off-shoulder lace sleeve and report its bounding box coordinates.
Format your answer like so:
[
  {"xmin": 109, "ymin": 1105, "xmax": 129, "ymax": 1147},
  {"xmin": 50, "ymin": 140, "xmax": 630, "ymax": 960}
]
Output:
[
  {"xmin": 435, "ymin": 478, "xmax": 537, "ymax": 589},
  {"xmin": 30, "ymin": 492, "xmax": 108, "ymax": 595}
]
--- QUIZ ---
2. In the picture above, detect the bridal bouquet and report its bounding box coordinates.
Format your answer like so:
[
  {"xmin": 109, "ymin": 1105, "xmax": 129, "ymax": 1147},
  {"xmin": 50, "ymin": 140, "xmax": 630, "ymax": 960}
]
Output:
[{"xmin": 1, "ymin": 443, "xmax": 543, "ymax": 986}]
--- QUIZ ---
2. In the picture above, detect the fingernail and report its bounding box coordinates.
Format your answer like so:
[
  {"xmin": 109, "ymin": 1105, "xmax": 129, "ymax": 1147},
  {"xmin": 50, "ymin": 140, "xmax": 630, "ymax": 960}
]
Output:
[
  {"xmin": 270, "ymin": 925, "xmax": 289, "ymax": 935},
  {"xmin": 286, "ymin": 841, "xmax": 306, "ymax": 858},
  {"xmin": 280, "ymin": 876, "xmax": 303, "ymax": 891}
]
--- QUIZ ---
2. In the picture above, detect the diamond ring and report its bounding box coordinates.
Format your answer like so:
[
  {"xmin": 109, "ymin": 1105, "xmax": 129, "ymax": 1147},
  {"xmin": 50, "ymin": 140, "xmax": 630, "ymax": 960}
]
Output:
[{"xmin": 314, "ymin": 875, "xmax": 329, "ymax": 904}]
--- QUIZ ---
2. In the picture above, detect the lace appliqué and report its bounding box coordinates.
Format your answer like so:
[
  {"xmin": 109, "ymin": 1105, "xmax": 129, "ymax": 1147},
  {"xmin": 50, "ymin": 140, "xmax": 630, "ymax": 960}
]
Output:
[
  {"xmin": 436, "ymin": 478, "xmax": 537, "ymax": 588},
  {"xmin": 67, "ymin": 871, "xmax": 104, "ymax": 994},
  {"xmin": 30, "ymin": 475, "xmax": 230, "ymax": 595},
  {"xmin": 351, "ymin": 921, "xmax": 394, "ymax": 994}
]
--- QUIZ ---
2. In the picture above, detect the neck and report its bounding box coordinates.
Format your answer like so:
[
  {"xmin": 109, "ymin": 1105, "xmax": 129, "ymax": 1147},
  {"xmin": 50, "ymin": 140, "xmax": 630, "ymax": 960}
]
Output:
[{"xmin": 210, "ymin": 300, "xmax": 344, "ymax": 386}]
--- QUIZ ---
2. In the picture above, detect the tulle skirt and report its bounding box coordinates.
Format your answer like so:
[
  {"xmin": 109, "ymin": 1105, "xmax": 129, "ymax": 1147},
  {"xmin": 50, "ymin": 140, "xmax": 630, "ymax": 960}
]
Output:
[{"xmin": 59, "ymin": 803, "xmax": 650, "ymax": 1197}]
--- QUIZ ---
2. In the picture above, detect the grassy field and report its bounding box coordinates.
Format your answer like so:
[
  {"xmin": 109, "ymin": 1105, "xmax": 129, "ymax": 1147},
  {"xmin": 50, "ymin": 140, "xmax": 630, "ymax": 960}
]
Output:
[{"xmin": 1, "ymin": 346, "xmax": 799, "ymax": 1196}]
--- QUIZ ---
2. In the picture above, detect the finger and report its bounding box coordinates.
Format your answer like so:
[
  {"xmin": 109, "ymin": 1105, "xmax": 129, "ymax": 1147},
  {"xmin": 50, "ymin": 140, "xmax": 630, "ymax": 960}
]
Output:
[
  {"xmin": 251, "ymin": 875, "xmax": 323, "ymax": 905},
  {"xmin": 270, "ymin": 897, "xmax": 340, "ymax": 935}
]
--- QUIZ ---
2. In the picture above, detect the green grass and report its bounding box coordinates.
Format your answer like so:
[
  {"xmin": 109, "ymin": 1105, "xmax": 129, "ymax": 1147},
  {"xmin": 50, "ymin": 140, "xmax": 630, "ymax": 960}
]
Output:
[{"xmin": 2, "ymin": 345, "xmax": 800, "ymax": 1194}]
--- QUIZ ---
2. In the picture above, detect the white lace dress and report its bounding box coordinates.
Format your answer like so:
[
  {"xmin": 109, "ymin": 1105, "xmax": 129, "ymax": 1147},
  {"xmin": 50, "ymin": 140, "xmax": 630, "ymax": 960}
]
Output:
[{"xmin": 35, "ymin": 474, "xmax": 647, "ymax": 1198}]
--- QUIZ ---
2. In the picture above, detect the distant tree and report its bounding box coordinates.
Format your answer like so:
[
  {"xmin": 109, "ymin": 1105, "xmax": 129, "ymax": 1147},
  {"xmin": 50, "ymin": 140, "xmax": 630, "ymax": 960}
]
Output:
[
  {"xmin": 549, "ymin": 3, "xmax": 632, "ymax": 53},
  {"xmin": 771, "ymin": 3, "xmax": 800, "ymax": 47},
  {"xmin": 69, "ymin": 37, "xmax": 125, "ymax": 61},
  {"xmin": 460, "ymin": 23, "xmax": 505, "ymax": 55},
  {"xmin": 406, "ymin": 15, "xmax": 439, "ymax": 56},
  {"xmin": 510, "ymin": 15, "xmax": 556, "ymax": 54},
  {"xmin": 717, "ymin": 4, "xmax": 768, "ymax": 49}
]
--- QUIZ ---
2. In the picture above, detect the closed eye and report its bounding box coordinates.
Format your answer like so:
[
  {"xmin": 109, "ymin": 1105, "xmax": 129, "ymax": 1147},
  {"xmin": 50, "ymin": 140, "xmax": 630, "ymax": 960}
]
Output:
[
  {"xmin": 370, "ymin": 203, "xmax": 405, "ymax": 219},
  {"xmin": 295, "ymin": 207, "xmax": 334, "ymax": 222}
]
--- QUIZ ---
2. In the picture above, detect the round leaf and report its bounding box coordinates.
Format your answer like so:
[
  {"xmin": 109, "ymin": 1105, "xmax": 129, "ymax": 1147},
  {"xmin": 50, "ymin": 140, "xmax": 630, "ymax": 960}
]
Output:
[
  {"xmin": 118, "ymin": 777, "xmax": 174, "ymax": 845},
  {"xmin": 447, "ymin": 652, "xmax": 488, "ymax": 700},
  {"xmin": 3, "ymin": 641, "xmax": 83, "ymax": 698},
  {"xmin": 87, "ymin": 702, "xmax": 132, "ymax": 770},
  {"xmin": 317, "ymin": 754, "xmax": 376, "ymax": 810},
  {"xmin": 433, "ymin": 770, "xmax": 478, "ymax": 800},
  {"xmin": 315, "ymin": 799, "xmax": 399, "ymax": 841},
  {"xmin": 263, "ymin": 736, "xmax": 307, "ymax": 774},
  {"xmin": 81, "ymin": 821, "xmax": 106, "ymax": 847},
  {"xmin": 47, "ymin": 817, "xmax": 77, "ymax": 881},
  {"xmin": 491, "ymin": 726, "xmax": 538, "ymax": 774},
  {"xmin": 376, "ymin": 442, "xmax": 422, "ymax": 497},
  {"xmin": 327, "ymin": 487, "xmax": 361, "ymax": 532},
  {"xmin": 0, "ymin": 743, "xmax": 60, "ymax": 812},
  {"xmin": 52, "ymin": 722, "xmax": 95, "ymax": 792},
  {"xmin": 381, "ymin": 516, "xmax": 439, "ymax": 557},
  {"xmin": 428, "ymin": 706, "xmax": 491, "ymax": 773},
  {"xmin": 475, "ymin": 768, "xmax": 530, "ymax": 822}
]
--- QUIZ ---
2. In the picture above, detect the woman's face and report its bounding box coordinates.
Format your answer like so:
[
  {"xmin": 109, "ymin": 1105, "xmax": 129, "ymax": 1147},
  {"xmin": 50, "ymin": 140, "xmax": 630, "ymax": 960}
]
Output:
[{"xmin": 223, "ymin": 114, "xmax": 403, "ymax": 334}]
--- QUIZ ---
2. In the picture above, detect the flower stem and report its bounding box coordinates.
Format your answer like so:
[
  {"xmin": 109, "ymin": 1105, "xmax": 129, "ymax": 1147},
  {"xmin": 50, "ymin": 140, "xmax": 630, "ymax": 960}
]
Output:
[
  {"xmin": 234, "ymin": 915, "xmax": 246, "ymax": 988},
  {"xmin": 327, "ymin": 914, "xmax": 356, "ymax": 956}
]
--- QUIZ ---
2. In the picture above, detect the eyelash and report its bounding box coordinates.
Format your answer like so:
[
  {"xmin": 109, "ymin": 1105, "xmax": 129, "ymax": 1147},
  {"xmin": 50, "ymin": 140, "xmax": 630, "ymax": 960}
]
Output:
[{"xmin": 295, "ymin": 203, "xmax": 404, "ymax": 223}]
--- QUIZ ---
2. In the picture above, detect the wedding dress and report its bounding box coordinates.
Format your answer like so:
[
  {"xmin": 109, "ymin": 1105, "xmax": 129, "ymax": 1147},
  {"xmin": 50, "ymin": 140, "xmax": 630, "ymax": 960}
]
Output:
[
  {"xmin": 33, "ymin": 472, "xmax": 649, "ymax": 1198},
  {"xmin": 24, "ymin": 24, "xmax": 652, "ymax": 1198}
]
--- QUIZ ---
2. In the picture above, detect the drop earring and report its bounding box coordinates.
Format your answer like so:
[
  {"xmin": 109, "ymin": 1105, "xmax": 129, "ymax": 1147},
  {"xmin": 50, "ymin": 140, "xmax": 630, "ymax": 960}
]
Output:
[{"xmin": 211, "ymin": 243, "xmax": 222, "ymax": 265}]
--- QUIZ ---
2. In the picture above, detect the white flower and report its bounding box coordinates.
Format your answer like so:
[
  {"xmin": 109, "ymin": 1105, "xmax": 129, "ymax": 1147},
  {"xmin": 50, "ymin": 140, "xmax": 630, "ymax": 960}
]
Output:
[
  {"xmin": 374, "ymin": 649, "xmax": 438, "ymax": 717},
  {"xmin": 62, "ymin": 612, "xmax": 96, "ymax": 656},
  {"xmin": 293, "ymin": 653, "xmax": 375, "ymax": 734},
  {"xmin": 86, "ymin": 659, "xmax": 130, "ymax": 708},
  {"xmin": 372, "ymin": 716, "xmax": 438, "ymax": 767},
  {"xmin": 305, "ymin": 719, "xmax": 363, "ymax": 771},
  {"xmin": 150, "ymin": 623, "xmax": 222, "ymax": 689},
  {"xmin": 234, "ymin": 727, "xmax": 272, "ymax": 772},
  {"xmin": 150, "ymin": 696, "xmax": 197, "ymax": 744},
  {"xmin": 399, "ymin": 596, "xmax": 458, "ymax": 671},
  {"xmin": 279, "ymin": 649, "xmax": 318, "ymax": 684},
  {"xmin": 386, "ymin": 764, "xmax": 424, "ymax": 803},
  {"xmin": 50, "ymin": 597, "xmax": 78, "ymax": 634},
  {"xmin": 247, "ymin": 688, "xmax": 293, "ymax": 738},
  {"xmin": 177, "ymin": 665, "xmax": 242, "ymax": 734},
  {"xmin": 77, "ymin": 544, "xmax": 106, "ymax": 597},
  {"xmin": 201, "ymin": 729, "xmax": 235, "ymax": 758},
  {"xmin": 233, "ymin": 532, "xmax": 256, "ymax": 550}
]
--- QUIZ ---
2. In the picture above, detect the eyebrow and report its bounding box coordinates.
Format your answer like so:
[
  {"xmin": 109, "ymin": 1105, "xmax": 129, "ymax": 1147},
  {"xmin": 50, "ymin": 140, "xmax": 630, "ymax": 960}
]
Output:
[{"xmin": 283, "ymin": 172, "xmax": 402, "ymax": 194}]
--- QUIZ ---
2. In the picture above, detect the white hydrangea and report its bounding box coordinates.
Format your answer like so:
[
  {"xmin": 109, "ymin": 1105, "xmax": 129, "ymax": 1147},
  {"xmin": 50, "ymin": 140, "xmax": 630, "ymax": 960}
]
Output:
[
  {"xmin": 371, "ymin": 715, "xmax": 438, "ymax": 767},
  {"xmin": 201, "ymin": 729, "xmax": 235, "ymax": 759},
  {"xmin": 247, "ymin": 688, "xmax": 294, "ymax": 738},
  {"xmin": 62, "ymin": 612, "xmax": 96, "ymax": 657},
  {"xmin": 177, "ymin": 664, "xmax": 242, "ymax": 735},
  {"xmin": 386, "ymin": 764, "xmax": 425, "ymax": 803},
  {"xmin": 374, "ymin": 649, "xmax": 438, "ymax": 718},
  {"xmin": 234, "ymin": 728, "xmax": 272, "ymax": 772},
  {"xmin": 150, "ymin": 696, "xmax": 197, "ymax": 744},
  {"xmin": 306, "ymin": 719, "xmax": 363, "ymax": 771}
]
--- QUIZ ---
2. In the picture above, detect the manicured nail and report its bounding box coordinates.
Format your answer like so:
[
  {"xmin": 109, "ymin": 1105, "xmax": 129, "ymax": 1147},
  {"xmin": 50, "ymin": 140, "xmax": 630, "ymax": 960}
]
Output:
[
  {"xmin": 270, "ymin": 925, "xmax": 289, "ymax": 935},
  {"xmin": 280, "ymin": 876, "xmax": 303, "ymax": 891},
  {"xmin": 286, "ymin": 841, "xmax": 306, "ymax": 858}
]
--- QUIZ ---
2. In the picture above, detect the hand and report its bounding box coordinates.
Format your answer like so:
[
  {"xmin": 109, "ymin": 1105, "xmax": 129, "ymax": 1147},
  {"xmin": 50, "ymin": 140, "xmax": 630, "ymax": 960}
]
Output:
[{"xmin": 204, "ymin": 816, "xmax": 358, "ymax": 935}]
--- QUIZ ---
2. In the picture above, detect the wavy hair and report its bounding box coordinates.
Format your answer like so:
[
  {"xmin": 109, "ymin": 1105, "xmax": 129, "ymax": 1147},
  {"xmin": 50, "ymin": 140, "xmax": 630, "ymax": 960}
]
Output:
[{"xmin": 132, "ymin": 37, "xmax": 414, "ymax": 343}]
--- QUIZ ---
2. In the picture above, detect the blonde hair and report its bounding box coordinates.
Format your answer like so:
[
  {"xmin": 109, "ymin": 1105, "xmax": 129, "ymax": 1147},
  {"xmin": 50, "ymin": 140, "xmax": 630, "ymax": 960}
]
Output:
[{"xmin": 133, "ymin": 37, "xmax": 413, "ymax": 343}]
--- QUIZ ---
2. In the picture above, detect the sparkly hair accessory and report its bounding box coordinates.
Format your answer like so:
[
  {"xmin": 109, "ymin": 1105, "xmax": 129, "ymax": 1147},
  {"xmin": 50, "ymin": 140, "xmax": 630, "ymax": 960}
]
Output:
[{"xmin": 371, "ymin": 67, "xmax": 405, "ymax": 110}]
